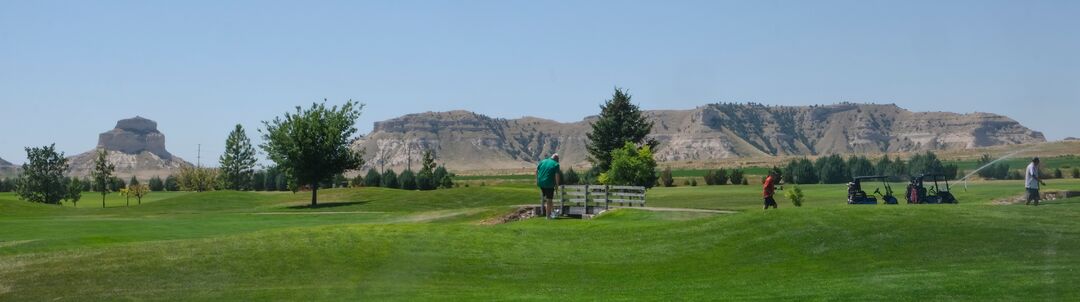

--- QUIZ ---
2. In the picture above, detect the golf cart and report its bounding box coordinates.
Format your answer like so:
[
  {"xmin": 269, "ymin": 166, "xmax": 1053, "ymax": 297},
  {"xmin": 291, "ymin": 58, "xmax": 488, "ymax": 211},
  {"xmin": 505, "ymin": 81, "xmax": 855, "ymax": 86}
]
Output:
[
  {"xmin": 905, "ymin": 173, "xmax": 957, "ymax": 204},
  {"xmin": 847, "ymin": 176, "xmax": 899, "ymax": 205}
]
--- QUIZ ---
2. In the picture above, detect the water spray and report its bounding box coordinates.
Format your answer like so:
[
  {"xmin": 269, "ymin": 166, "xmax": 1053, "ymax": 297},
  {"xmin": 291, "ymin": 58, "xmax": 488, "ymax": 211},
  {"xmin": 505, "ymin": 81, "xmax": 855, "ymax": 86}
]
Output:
[{"xmin": 958, "ymin": 144, "xmax": 1041, "ymax": 191}]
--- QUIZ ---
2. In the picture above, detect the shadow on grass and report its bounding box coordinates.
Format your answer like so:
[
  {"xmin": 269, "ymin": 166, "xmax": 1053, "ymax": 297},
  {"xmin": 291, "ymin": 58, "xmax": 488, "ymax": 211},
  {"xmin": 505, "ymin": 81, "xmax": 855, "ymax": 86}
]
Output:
[{"xmin": 286, "ymin": 201, "xmax": 371, "ymax": 209}]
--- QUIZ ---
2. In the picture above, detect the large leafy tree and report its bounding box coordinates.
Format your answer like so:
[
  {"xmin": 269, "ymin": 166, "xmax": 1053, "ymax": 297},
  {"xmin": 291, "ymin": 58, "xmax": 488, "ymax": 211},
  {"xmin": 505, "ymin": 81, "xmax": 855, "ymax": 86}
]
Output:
[
  {"xmin": 91, "ymin": 149, "xmax": 116, "ymax": 208},
  {"xmin": 220, "ymin": 124, "xmax": 258, "ymax": 190},
  {"xmin": 586, "ymin": 88, "xmax": 658, "ymax": 172},
  {"xmin": 599, "ymin": 142, "xmax": 658, "ymax": 188},
  {"xmin": 64, "ymin": 177, "xmax": 83, "ymax": 207},
  {"xmin": 260, "ymin": 100, "xmax": 365, "ymax": 206},
  {"xmin": 15, "ymin": 144, "xmax": 69, "ymax": 205}
]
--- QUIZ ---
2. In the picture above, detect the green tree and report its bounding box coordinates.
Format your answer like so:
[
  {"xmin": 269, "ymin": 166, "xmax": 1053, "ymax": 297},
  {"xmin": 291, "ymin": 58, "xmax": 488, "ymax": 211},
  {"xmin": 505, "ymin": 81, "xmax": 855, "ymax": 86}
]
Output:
[
  {"xmin": 148, "ymin": 176, "xmax": 165, "ymax": 192},
  {"xmin": 815, "ymin": 154, "xmax": 849, "ymax": 184},
  {"xmin": 164, "ymin": 175, "xmax": 180, "ymax": 191},
  {"xmin": 14, "ymin": 144, "xmax": 69, "ymax": 205},
  {"xmin": 659, "ymin": 167, "xmax": 674, "ymax": 187},
  {"xmin": 875, "ymin": 155, "xmax": 892, "ymax": 177},
  {"xmin": 251, "ymin": 171, "xmax": 266, "ymax": 191},
  {"xmin": 129, "ymin": 175, "xmax": 139, "ymax": 187},
  {"xmin": 433, "ymin": 166, "xmax": 449, "ymax": 187},
  {"xmin": 131, "ymin": 184, "xmax": 149, "ymax": 205},
  {"xmin": 380, "ymin": 169, "xmax": 399, "ymax": 189},
  {"xmin": 784, "ymin": 158, "xmax": 818, "ymax": 184},
  {"xmin": 220, "ymin": 124, "xmax": 258, "ymax": 190},
  {"xmin": 784, "ymin": 185, "xmax": 804, "ymax": 207},
  {"xmin": 399, "ymin": 170, "xmax": 417, "ymax": 190},
  {"xmin": 417, "ymin": 150, "xmax": 437, "ymax": 190},
  {"xmin": 109, "ymin": 177, "xmax": 125, "ymax": 192},
  {"xmin": 599, "ymin": 142, "xmax": 658, "ymax": 188},
  {"xmin": 728, "ymin": 168, "xmax": 746, "ymax": 185},
  {"xmin": 1072, "ymin": 167, "xmax": 1079, "ymax": 179},
  {"xmin": 260, "ymin": 100, "xmax": 365, "ymax": 206},
  {"xmin": 350, "ymin": 174, "xmax": 364, "ymax": 187},
  {"xmin": 90, "ymin": 149, "xmax": 116, "ymax": 208},
  {"xmin": 64, "ymin": 177, "xmax": 83, "ymax": 207},
  {"xmin": 975, "ymin": 154, "xmax": 1009, "ymax": 180},
  {"xmin": 439, "ymin": 174, "xmax": 454, "ymax": 189},
  {"xmin": 562, "ymin": 167, "xmax": 580, "ymax": 185},
  {"xmin": 847, "ymin": 155, "xmax": 875, "ymax": 177},
  {"xmin": 585, "ymin": 88, "xmax": 657, "ymax": 172},
  {"xmin": 177, "ymin": 166, "xmax": 219, "ymax": 192},
  {"xmin": 888, "ymin": 158, "xmax": 909, "ymax": 181},
  {"xmin": 364, "ymin": 168, "xmax": 382, "ymax": 187}
]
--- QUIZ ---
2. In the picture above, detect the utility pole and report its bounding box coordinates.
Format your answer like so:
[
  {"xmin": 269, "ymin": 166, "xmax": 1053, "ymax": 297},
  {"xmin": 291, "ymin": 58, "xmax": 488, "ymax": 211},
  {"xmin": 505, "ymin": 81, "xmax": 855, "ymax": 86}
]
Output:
[
  {"xmin": 406, "ymin": 141, "xmax": 411, "ymax": 172},
  {"xmin": 197, "ymin": 144, "xmax": 201, "ymax": 168}
]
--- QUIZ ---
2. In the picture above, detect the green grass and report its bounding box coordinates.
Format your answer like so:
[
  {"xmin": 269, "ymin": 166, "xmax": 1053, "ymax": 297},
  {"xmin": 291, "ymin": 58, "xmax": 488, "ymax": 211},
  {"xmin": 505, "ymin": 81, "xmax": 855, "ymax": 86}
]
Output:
[{"xmin": 2, "ymin": 180, "xmax": 1080, "ymax": 300}]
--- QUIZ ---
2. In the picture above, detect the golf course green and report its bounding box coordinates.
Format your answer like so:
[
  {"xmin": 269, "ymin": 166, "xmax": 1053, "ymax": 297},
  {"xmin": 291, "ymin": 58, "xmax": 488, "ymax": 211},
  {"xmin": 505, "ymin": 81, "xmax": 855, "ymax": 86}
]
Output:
[{"xmin": 2, "ymin": 179, "xmax": 1080, "ymax": 301}]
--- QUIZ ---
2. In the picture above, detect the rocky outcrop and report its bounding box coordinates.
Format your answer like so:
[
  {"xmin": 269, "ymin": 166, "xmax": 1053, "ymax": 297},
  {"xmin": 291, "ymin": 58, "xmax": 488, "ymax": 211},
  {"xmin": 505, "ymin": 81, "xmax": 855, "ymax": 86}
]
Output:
[
  {"xmin": 67, "ymin": 117, "xmax": 191, "ymax": 180},
  {"xmin": 97, "ymin": 116, "xmax": 172, "ymax": 159},
  {"xmin": 353, "ymin": 103, "xmax": 1046, "ymax": 171},
  {"xmin": 0, "ymin": 157, "xmax": 16, "ymax": 177},
  {"xmin": 0, "ymin": 157, "xmax": 11, "ymax": 167}
]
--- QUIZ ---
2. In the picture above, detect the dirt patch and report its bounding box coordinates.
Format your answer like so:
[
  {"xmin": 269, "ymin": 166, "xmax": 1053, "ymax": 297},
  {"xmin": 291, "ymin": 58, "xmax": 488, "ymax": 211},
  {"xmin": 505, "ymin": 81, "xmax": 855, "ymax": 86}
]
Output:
[
  {"xmin": 481, "ymin": 206, "xmax": 538, "ymax": 225},
  {"xmin": 992, "ymin": 190, "xmax": 1080, "ymax": 205}
]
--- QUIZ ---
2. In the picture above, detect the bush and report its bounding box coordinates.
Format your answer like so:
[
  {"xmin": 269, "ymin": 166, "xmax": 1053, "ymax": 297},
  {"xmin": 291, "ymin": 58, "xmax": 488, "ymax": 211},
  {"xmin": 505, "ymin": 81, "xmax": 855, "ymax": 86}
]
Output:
[
  {"xmin": 1054, "ymin": 168, "xmax": 1063, "ymax": 179},
  {"xmin": 975, "ymin": 154, "xmax": 1010, "ymax": 180},
  {"xmin": 177, "ymin": 166, "xmax": 220, "ymax": 192},
  {"xmin": 1073, "ymin": 168, "xmax": 1080, "ymax": 179},
  {"xmin": 399, "ymin": 170, "xmax": 417, "ymax": 190},
  {"xmin": 728, "ymin": 169, "xmax": 745, "ymax": 186},
  {"xmin": 380, "ymin": 169, "xmax": 398, "ymax": 188},
  {"xmin": 364, "ymin": 168, "xmax": 381, "ymax": 187},
  {"xmin": 600, "ymin": 142, "xmax": 658, "ymax": 188},
  {"xmin": 148, "ymin": 176, "xmax": 165, "ymax": 192},
  {"xmin": 741, "ymin": 178, "xmax": 749, "ymax": 185},
  {"xmin": 164, "ymin": 175, "xmax": 180, "ymax": 191},
  {"xmin": 847, "ymin": 155, "xmax": 875, "ymax": 178},
  {"xmin": 815, "ymin": 155, "xmax": 849, "ymax": 184},
  {"xmin": 659, "ymin": 167, "xmax": 674, "ymax": 187},
  {"xmin": 1007, "ymin": 170, "xmax": 1023, "ymax": 180},
  {"xmin": 705, "ymin": 169, "xmax": 728, "ymax": 185},
  {"xmin": 563, "ymin": 168, "xmax": 581, "ymax": 185},
  {"xmin": 784, "ymin": 185, "xmax": 804, "ymax": 207},
  {"xmin": 784, "ymin": 158, "xmax": 818, "ymax": 184},
  {"xmin": 690, "ymin": 178, "xmax": 698, "ymax": 186}
]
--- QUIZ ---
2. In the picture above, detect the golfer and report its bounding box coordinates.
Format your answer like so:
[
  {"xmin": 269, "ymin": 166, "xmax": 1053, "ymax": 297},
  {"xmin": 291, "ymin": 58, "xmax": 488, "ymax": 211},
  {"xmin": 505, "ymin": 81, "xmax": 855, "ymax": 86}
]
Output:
[
  {"xmin": 763, "ymin": 171, "xmax": 781, "ymax": 210},
  {"xmin": 1025, "ymin": 157, "xmax": 1046, "ymax": 206},
  {"xmin": 536, "ymin": 153, "xmax": 561, "ymax": 218}
]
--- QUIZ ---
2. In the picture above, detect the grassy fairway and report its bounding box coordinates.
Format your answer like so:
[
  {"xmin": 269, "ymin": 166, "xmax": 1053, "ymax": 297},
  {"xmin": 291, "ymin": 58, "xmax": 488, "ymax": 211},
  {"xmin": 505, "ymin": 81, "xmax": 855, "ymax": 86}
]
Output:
[{"xmin": 2, "ymin": 180, "xmax": 1080, "ymax": 300}]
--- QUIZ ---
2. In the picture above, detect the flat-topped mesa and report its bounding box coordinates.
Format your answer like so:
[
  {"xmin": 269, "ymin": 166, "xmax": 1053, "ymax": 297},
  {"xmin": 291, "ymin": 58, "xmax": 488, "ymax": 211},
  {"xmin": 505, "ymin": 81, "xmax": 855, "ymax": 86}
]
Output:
[{"xmin": 97, "ymin": 116, "xmax": 172, "ymax": 159}]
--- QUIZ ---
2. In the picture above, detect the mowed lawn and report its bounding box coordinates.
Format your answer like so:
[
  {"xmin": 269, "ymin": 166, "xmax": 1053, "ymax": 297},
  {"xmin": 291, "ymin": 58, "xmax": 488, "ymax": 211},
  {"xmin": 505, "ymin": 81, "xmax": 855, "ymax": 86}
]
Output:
[{"xmin": 2, "ymin": 179, "xmax": 1080, "ymax": 301}]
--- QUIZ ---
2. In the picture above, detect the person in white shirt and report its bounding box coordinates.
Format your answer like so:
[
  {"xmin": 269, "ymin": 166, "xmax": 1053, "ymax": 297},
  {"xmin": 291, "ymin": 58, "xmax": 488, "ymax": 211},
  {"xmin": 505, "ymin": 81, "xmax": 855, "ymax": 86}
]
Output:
[{"xmin": 1025, "ymin": 157, "xmax": 1047, "ymax": 206}]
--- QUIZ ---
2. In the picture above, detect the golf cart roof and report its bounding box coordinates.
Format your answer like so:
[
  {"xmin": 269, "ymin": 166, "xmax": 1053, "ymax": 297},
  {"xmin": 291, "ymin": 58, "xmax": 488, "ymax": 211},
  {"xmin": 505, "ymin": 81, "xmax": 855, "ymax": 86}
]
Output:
[{"xmin": 853, "ymin": 175, "xmax": 890, "ymax": 180}]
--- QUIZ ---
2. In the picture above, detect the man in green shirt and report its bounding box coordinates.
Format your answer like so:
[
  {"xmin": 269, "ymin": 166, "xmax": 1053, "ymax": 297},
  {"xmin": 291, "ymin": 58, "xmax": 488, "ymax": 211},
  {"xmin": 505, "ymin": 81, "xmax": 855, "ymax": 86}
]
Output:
[{"xmin": 536, "ymin": 154, "xmax": 561, "ymax": 218}]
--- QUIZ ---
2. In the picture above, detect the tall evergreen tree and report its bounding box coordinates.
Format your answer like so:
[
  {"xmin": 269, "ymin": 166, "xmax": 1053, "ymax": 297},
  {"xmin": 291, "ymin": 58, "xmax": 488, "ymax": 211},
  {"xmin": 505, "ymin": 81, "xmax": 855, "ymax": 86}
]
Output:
[
  {"xmin": 260, "ymin": 101, "xmax": 365, "ymax": 206},
  {"xmin": 585, "ymin": 88, "xmax": 658, "ymax": 171},
  {"xmin": 164, "ymin": 175, "xmax": 180, "ymax": 191},
  {"xmin": 417, "ymin": 150, "xmax": 437, "ymax": 190},
  {"xmin": 399, "ymin": 170, "xmax": 417, "ymax": 190},
  {"xmin": 220, "ymin": 124, "xmax": 258, "ymax": 190},
  {"xmin": 91, "ymin": 149, "xmax": 116, "ymax": 208},
  {"xmin": 15, "ymin": 144, "xmax": 69, "ymax": 205},
  {"xmin": 364, "ymin": 168, "xmax": 382, "ymax": 187},
  {"xmin": 148, "ymin": 176, "xmax": 165, "ymax": 191},
  {"xmin": 380, "ymin": 169, "xmax": 399, "ymax": 189}
]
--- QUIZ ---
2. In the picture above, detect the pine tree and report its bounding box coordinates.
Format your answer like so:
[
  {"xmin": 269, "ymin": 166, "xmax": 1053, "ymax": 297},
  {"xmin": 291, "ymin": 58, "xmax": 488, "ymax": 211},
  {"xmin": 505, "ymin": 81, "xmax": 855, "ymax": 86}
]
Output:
[
  {"xmin": 220, "ymin": 124, "xmax": 258, "ymax": 190},
  {"xmin": 380, "ymin": 169, "xmax": 399, "ymax": 189},
  {"xmin": 417, "ymin": 150, "xmax": 437, "ymax": 190},
  {"xmin": 164, "ymin": 175, "xmax": 180, "ymax": 191},
  {"xmin": 364, "ymin": 168, "xmax": 381, "ymax": 187},
  {"xmin": 148, "ymin": 176, "xmax": 165, "ymax": 191},
  {"xmin": 399, "ymin": 170, "xmax": 417, "ymax": 190},
  {"xmin": 91, "ymin": 149, "xmax": 116, "ymax": 208},
  {"xmin": 585, "ymin": 88, "xmax": 658, "ymax": 172}
]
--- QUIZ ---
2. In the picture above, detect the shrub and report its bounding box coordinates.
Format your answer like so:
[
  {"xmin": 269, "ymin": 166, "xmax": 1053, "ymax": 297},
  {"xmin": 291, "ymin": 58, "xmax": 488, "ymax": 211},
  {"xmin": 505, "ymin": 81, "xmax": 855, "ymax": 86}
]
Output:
[
  {"xmin": 815, "ymin": 154, "xmax": 849, "ymax": 184},
  {"xmin": 784, "ymin": 185, "xmax": 804, "ymax": 207},
  {"xmin": 364, "ymin": 168, "xmax": 381, "ymax": 187},
  {"xmin": 728, "ymin": 169, "xmax": 745, "ymax": 186},
  {"xmin": 659, "ymin": 167, "xmax": 674, "ymax": 187},
  {"xmin": 690, "ymin": 178, "xmax": 697, "ymax": 186},
  {"xmin": 601, "ymin": 142, "xmax": 658, "ymax": 188},
  {"xmin": 563, "ymin": 168, "xmax": 581, "ymax": 185},
  {"xmin": 1073, "ymin": 168, "xmax": 1080, "ymax": 179},
  {"xmin": 1053, "ymin": 168, "xmax": 1063, "ymax": 179},
  {"xmin": 784, "ymin": 158, "xmax": 818, "ymax": 184},
  {"xmin": 399, "ymin": 170, "xmax": 417, "ymax": 190}
]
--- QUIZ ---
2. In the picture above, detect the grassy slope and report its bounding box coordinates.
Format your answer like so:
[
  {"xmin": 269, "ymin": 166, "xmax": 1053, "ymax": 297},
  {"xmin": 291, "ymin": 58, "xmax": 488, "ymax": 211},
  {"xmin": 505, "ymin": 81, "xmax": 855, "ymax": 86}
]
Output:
[{"xmin": 2, "ymin": 180, "xmax": 1080, "ymax": 300}]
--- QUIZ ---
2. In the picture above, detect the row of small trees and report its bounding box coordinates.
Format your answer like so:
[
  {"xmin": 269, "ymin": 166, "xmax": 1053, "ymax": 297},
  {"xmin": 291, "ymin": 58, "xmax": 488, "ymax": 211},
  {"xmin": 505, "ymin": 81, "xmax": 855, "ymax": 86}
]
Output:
[{"xmin": 782, "ymin": 152, "xmax": 959, "ymax": 184}]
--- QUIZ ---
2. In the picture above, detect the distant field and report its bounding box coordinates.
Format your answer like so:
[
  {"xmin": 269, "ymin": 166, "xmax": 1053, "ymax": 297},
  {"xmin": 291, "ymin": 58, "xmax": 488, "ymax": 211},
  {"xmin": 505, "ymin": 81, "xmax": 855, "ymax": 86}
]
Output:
[{"xmin": 2, "ymin": 179, "xmax": 1080, "ymax": 300}]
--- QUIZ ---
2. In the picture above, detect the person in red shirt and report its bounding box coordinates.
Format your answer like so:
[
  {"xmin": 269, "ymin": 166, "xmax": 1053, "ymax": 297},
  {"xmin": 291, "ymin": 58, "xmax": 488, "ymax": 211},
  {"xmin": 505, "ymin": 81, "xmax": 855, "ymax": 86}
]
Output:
[{"xmin": 762, "ymin": 171, "xmax": 782, "ymax": 210}]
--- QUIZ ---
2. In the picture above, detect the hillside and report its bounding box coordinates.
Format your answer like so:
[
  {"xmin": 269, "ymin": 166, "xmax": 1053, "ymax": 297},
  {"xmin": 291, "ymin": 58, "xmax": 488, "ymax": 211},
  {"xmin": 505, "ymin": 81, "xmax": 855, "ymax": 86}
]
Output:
[
  {"xmin": 353, "ymin": 103, "xmax": 1045, "ymax": 171},
  {"xmin": 66, "ymin": 116, "xmax": 192, "ymax": 180}
]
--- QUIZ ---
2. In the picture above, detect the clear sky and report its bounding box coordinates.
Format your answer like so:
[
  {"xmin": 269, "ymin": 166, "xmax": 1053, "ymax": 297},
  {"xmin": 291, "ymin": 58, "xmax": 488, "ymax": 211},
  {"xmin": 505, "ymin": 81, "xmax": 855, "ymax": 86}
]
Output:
[{"xmin": 2, "ymin": 0, "xmax": 1078, "ymax": 165}]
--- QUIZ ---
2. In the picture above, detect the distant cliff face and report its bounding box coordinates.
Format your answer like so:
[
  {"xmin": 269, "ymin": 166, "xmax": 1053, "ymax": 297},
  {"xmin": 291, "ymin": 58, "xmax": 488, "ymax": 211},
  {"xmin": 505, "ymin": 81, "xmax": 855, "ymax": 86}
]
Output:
[
  {"xmin": 68, "ymin": 117, "xmax": 191, "ymax": 180},
  {"xmin": 353, "ymin": 104, "xmax": 1046, "ymax": 171},
  {"xmin": 0, "ymin": 157, "xmax": 16, "ymax": 177}
]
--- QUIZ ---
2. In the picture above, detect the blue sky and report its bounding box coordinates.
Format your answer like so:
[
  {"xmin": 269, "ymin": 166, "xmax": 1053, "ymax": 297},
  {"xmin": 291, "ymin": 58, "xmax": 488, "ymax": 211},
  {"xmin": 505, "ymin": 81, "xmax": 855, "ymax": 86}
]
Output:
[{"xmin": 2, "ymin": 0, "xmax": 1078, "ymax": 165}]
